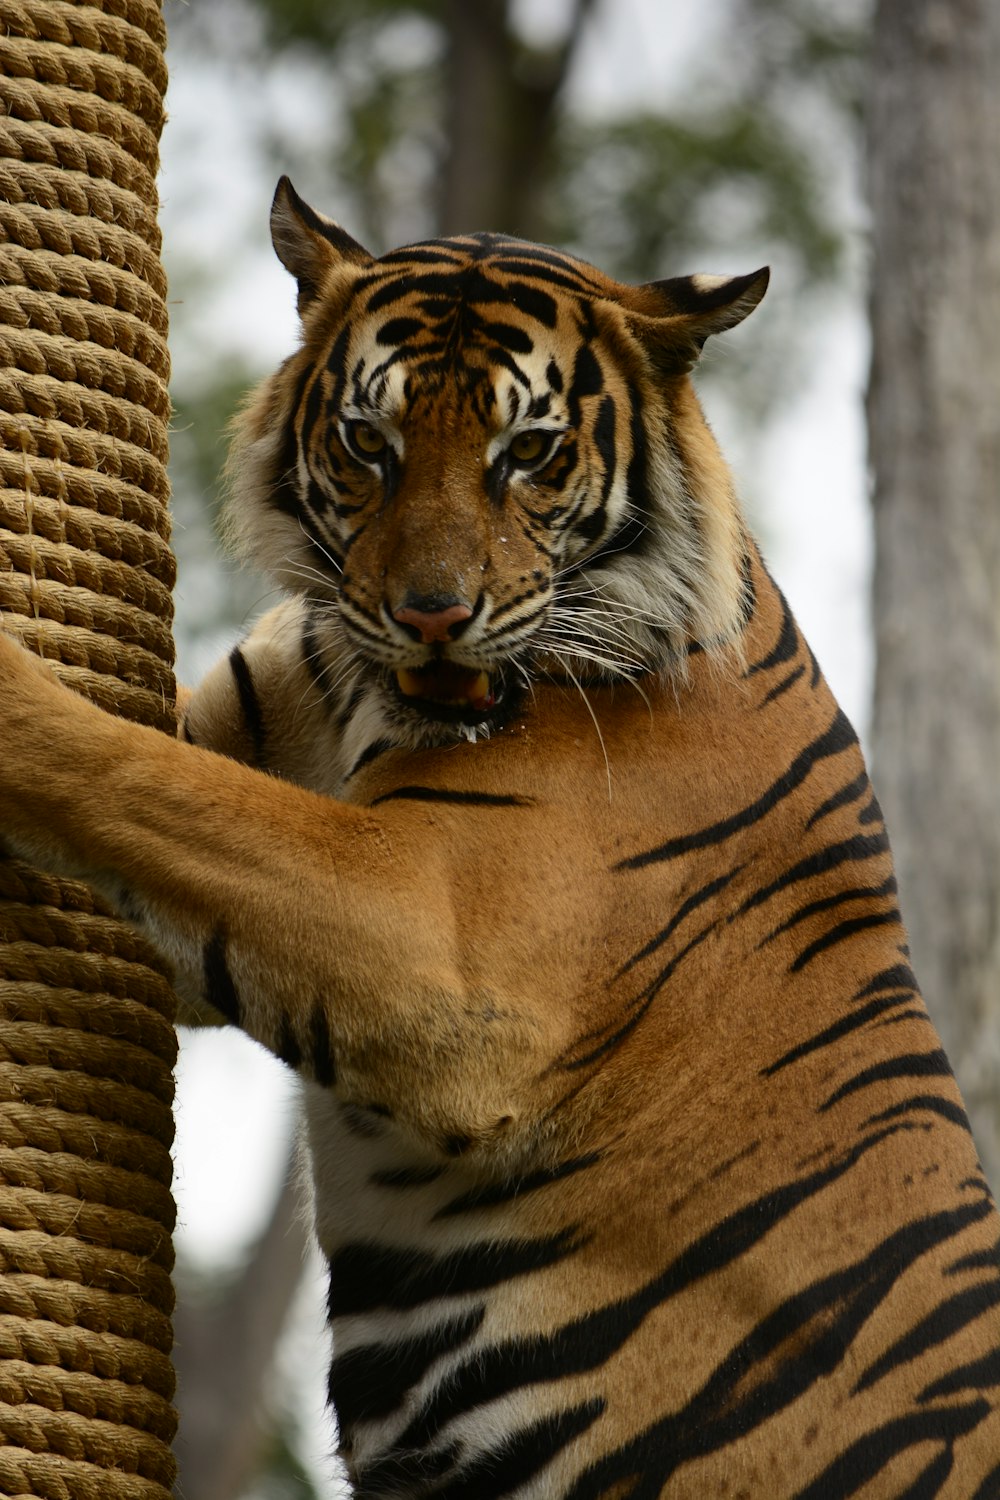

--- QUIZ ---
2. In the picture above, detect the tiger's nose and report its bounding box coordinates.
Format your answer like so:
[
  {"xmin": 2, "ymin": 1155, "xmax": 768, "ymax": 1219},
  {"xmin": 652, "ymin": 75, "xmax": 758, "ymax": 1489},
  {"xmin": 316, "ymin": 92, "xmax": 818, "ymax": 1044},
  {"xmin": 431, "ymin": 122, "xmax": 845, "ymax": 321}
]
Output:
[{"xmin": 392, "ymin": 598, "xmax": 474, "ymax": 644}]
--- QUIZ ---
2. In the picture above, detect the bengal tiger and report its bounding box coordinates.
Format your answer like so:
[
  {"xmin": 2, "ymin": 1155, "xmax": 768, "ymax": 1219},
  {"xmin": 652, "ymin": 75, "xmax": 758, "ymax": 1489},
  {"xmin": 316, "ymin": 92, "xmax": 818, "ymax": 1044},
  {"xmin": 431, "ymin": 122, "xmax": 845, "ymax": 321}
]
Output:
[{"xmin": 1, "ymin": 176, "xmax": 999, "ymax": 1498}]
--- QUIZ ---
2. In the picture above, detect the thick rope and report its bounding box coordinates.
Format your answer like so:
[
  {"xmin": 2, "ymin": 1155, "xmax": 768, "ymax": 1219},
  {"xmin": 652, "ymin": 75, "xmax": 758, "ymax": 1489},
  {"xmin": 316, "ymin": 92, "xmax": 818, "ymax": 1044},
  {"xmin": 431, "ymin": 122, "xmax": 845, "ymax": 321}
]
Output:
[{"xmin": 0, "ymin": 1, "xmax": 178, "ymax": 1496}]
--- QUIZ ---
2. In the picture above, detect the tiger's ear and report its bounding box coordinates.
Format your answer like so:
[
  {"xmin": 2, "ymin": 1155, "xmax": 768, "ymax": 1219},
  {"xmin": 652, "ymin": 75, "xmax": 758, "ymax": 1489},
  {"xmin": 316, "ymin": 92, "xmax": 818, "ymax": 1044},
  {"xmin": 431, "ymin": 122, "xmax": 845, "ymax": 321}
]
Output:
[
  {"xmin": 270, "ymin": 176, "xmax": 374, "ymax": 313},
  {"xmin": 626, "ymin": 267, "xmax": 770, "ymax": 373}
]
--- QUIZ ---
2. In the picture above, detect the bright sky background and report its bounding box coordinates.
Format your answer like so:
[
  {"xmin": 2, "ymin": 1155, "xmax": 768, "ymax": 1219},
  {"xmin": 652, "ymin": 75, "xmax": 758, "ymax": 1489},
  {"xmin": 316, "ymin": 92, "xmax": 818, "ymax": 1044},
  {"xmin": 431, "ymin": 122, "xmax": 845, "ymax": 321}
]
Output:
[{"xmin": 159, "ymin": 0, "xmax": 871, "ymax": 1486}]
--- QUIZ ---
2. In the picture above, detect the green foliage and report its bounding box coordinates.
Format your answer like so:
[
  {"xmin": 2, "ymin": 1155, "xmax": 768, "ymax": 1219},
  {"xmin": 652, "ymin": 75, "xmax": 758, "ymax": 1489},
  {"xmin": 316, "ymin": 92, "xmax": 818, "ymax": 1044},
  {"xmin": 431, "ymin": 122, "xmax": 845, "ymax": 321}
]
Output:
[
  {"xmin": 170, "ymin": 362, "xmax": 250, "ymax": 516},
  {"xmin": 550, "ymin": 107, "xmax": 841, "ymax": 284},
  {"xmin": 170, "ymin": 0, "xmax": 865, "ymax": 263},
  {"xmin": 248, "ymin": 0, "xmax": 442, "ymax": 52},
  {"xmin": 169, "ymin": 362, "xmax": 273, "ymax": 676}
]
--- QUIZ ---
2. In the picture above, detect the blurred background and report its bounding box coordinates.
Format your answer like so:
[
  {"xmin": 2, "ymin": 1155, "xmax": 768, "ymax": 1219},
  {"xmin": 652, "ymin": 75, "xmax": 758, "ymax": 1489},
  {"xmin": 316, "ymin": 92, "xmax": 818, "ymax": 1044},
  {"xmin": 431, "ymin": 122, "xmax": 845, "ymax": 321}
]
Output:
[{"xmin": 156, "ymin": 1, "xmax": 1000, "ymax": 1495}]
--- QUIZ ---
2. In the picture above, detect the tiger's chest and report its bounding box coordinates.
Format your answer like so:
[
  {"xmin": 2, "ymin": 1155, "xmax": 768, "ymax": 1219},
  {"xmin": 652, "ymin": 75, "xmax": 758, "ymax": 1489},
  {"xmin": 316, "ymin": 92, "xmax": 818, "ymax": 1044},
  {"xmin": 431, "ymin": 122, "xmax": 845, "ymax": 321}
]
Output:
[{"xmin": 302, "ymin": 1086, "xmax": 566, "ymax": 1493}]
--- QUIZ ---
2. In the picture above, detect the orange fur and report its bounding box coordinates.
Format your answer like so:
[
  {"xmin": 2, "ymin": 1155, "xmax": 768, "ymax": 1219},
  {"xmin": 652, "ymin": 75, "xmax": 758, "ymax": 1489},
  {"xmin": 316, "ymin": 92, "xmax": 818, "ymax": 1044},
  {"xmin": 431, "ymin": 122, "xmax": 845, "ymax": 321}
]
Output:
[{"xmin": 2, "ymin": 194, "xmax": 998, "ymax": 1495}]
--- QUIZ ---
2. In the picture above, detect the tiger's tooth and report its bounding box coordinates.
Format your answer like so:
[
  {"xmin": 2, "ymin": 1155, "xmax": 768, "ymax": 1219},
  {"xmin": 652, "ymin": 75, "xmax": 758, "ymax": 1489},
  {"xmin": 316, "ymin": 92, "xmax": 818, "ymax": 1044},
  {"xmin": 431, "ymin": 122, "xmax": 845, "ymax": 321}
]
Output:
[{"xmin": 395, "ymin": 664, "xmax": 494, "ymax": 708}]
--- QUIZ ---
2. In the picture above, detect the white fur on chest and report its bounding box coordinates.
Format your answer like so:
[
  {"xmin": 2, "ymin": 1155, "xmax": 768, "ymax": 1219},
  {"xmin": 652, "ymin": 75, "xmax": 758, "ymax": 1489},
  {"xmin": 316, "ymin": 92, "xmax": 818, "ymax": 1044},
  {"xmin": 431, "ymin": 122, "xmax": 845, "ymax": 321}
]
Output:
[{"xmin": 302, "ymin": 1084, "xmax": 564, "ymax": 1487}]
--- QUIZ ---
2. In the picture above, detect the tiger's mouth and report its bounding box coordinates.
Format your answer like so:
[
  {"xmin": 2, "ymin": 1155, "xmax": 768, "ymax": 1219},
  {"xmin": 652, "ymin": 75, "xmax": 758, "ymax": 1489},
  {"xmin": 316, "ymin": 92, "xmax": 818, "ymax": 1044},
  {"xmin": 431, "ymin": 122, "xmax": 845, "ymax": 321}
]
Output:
[{"xmin": 393, "ymin": 660, "xmax": 500, "ymax": 724}]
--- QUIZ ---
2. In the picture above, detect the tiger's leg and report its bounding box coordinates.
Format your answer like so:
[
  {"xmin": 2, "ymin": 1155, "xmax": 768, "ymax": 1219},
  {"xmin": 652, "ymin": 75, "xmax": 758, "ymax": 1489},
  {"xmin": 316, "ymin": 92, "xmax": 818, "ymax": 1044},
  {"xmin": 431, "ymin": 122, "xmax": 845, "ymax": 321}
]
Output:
[{"xmin": 0, "ymin": 627, "xmax": 576, "ymax": 1153}]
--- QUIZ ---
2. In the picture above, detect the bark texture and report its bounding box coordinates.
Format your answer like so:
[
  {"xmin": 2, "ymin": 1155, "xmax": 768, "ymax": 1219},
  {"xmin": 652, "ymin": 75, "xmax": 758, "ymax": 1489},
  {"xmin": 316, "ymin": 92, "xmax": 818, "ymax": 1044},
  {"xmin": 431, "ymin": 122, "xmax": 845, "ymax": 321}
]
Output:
[
  {"xmin": 440, "ymin": 0, "xmax": 594, "ymax": 237},
  {"xmin": 868, "ymin": 0, "xmax": 1000, "ymax": 1187}
]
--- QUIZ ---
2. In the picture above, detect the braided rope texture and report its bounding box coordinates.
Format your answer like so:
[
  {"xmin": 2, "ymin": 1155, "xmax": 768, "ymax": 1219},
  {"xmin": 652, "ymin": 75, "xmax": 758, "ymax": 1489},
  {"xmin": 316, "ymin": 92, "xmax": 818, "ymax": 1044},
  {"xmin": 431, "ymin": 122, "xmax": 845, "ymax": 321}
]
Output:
[{"xmin": 0, "ymin": 1, "xmax": 179, "ymax": 1495}]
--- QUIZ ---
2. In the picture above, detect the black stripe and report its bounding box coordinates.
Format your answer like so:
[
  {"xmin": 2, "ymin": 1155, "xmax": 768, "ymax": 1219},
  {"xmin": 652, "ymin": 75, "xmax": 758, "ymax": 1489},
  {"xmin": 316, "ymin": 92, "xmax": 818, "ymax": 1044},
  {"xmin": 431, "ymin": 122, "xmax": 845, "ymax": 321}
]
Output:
[
  {"xmin": 562, "ymin": 917, "xmax": 718, "ymax": 1071},
  {"xmin": 947, "ymin": 1234, "xmax": 1000, "ymax": 1277},
  {"xmin": 972, "ymin": 1460, "xmax": 1000, "ymax": 1500},
  {"xmin": 875, "ymin": 1007, "xmax": 930, "ymax": 1028},
  {"xmin": 371, "ymin": 1163, "xmax": 445, "ymax": 1189},
  {"xmin": 762, "ymin": 992, "xmax": 917, "ymax": 1077},
  {"xmin": 616, "ymin": 708, "xmax": 857, "ymax": 870},
  {"xmin": 264, "ymin": 362, "xmax": 312, "ymax": 520},
  {"xmin": 345, "ymin": 735, "xmax": 398, "ymax": 782},
  {"xmin": 228, "ymin": 646, "xmax": 266, "ymax": 766},
  {"xmin": 403, "ymin": 1163, "xmax": 992, "ymax": 1476},
  {"xmin": 275, "ymin": 1012, "xmax": 303, "ymax": 1071},
  {"xmin": 790, "ymin": 909, "xmax": 901, "ymax": 972},
  {"xmin": 328, "ymin": 1305, "xmax": 485, "ymax": 1430},
  {"xmin": 761, "ymin": 876, "xmax": 897, "ymax": 949},
  {"xmin": 807, "ymin": 641, "xmax": 822, "ymax": 689},
  {"xmin": 435, "ymin": 1152, "xmax": 601, "ymax": 1219},
  {"xmin": 480, "ymin": 318, "xmax": 534, "ymax": 355},
  {"xmin": 760, "ymin": 663, "xmax": 805, "ymax": 706},
  {"xmin": 504, "ymin": 279, "xmax": 559, "ymax": 328},
  {"xmin": 443, "ymin": 1132, "xmax": 473, "ymax": 1156},
  {"xmin": 308, "ymin": 1001, "xmax": 336, "ymax": 1088},
  {"xmin": 203, "ymin": 928, "xmax": 241, "ymax": 1025},
  {"xmin": 375, "ymin": 315, "xmax": 425, "ymax": 346},
  {"xmin": 821, "ymin": 1050, "xmax": 953, "ymax": 1112},
  {"xmin": 570, "ymin": 342, "xmax": 603, "ymax": 402},
  {"xmin": 327, "ymin": 1227, "xmax": 584, "ymax": 1319},
  {"xmin": 355, "ymin": 1400, "xmax": 604, "ymax": 1500},
  {"xmin": 567, "ymin": 1201, "xmax": 992, "ymax": 1499},
  {"xmin": 578, "ymin": 507, "xmax": 650, "ymax": 570},
  {"xmin": 621, "ymin": 389, "xmax": 653, "ymax": 556},
  {"xmin": 618, "ymin": 865, "xmax": 744, "ymax": 976},
  {"xmin": 430, "ymin": 1401, "xmax": 605, "ymax": 1500},
  {"xmin": 323, "ymin": 322, "xmax": 355, "ymax": 404},
  {"xmin": 791, "ymin": 1399, "xmax": 990, "ymax": 1500},
  {"xmin": 747, "ymin": 589, "xmax": 799, "ymax": 676},
  {"xmin": 367, "ymin": 785, "xmax": 530, "ymax": 809},
  {"xmin": 920, "ymin": 1345, "xmax": 1000, "ymax": 1404},
  {"xmin": 300, "ymin": 364, "xmax": 327, "ymax": 447},
  {"xmin": 737, "ymin": 830, "xmax": 891, "ymax": 920},
  {"xmin": 334, "ymin": 679, "xmax": 368, "ymax": 734},
  {"xmin": 483, "ymin": 251, "xmax": 602, "ymax": 292},
  {"xmin": 854, "ymin": 1277, "xmax": 1000, "ymax": 1395},
  {"xmin": 353, "ymin": 1442, "xmax": 457, "ymax": 1494},
  {"xmin": 373, "ymin": 243, "xmax": 467, "ymax": 267},
  {"xmin": 855, "ymin": 962, "xmax": 919, "ymax": 999},
  {"xmin": 806, "ymin": 770, "xmax": 870, "ymax": 830},
  {"xmin": 865, "ymin": 1093, "xmax": 971, "ymax": 1134},
  {"xmin": 859, "ymin": 791, "xmax": 884, "ymax": 825},
  {"xmin": 340, "ymin": 1103, "xmax": 385, "ymax": 1140}
]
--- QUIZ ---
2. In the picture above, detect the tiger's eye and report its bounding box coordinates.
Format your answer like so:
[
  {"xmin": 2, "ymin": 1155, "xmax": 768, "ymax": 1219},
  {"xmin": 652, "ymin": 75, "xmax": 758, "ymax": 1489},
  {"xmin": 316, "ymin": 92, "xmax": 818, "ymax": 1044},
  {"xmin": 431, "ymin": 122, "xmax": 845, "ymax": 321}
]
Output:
[
  {"xmin": 509, "ymin": 430, "xmax": 552, "ymax": 466},
  {"xmin": 350, "ymin": 421, "xmax": 387, "ymax": 457}
]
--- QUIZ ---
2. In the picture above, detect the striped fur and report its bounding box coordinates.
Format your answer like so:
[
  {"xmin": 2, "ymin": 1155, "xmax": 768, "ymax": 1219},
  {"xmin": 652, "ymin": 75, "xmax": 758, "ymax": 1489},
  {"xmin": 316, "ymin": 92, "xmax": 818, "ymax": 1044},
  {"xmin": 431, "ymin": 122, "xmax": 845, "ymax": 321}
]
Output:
[{"xmin": 0, "ymin": 182, "xmax": 998, "ymax": 1496}]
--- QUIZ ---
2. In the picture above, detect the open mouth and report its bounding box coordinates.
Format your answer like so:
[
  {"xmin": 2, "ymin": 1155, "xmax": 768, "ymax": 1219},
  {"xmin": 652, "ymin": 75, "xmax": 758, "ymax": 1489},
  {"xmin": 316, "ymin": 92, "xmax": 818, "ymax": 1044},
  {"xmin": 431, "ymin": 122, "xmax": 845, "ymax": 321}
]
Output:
[{"xmin": 394, "ymin": 660, "xmax": 498, "ymax": 722}]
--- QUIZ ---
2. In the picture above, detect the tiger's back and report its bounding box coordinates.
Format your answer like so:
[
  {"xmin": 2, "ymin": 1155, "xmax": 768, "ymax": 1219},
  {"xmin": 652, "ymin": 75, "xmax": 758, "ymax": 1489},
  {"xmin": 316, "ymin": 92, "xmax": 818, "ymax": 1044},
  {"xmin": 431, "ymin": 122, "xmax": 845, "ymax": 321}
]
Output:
[{"xmin": 1, "ymin": 178, "xmax": 998, "ymax": 1497}]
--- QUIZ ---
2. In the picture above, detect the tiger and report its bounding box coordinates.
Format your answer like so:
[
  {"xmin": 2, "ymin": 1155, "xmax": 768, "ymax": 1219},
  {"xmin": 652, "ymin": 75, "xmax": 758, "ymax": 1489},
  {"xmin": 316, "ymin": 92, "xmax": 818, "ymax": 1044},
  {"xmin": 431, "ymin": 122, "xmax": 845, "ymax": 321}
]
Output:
[{"xmin": 1, "ymin": 174, "xmax": 999, "ymax": 1498}]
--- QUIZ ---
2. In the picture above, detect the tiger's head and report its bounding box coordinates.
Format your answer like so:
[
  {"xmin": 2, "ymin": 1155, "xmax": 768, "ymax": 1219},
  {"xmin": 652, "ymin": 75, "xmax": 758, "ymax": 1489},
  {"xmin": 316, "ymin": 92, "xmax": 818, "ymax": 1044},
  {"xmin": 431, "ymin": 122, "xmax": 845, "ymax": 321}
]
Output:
[{"xmin": 226, "ymin": 177, "xmax": 768, "ymax": 740}]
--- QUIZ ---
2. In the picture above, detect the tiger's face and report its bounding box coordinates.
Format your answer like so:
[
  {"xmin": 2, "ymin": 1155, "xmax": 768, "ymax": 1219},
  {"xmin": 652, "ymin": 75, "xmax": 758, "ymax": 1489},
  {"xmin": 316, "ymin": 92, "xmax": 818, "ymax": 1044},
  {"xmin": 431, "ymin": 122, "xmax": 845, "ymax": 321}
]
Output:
[
  {"xmin": 294, "ymin": 256, "xmax": 644, "ymax": 733},
  {"xmin": 226, "ymin": 179, "xmax": 769, "ymax": 737}
]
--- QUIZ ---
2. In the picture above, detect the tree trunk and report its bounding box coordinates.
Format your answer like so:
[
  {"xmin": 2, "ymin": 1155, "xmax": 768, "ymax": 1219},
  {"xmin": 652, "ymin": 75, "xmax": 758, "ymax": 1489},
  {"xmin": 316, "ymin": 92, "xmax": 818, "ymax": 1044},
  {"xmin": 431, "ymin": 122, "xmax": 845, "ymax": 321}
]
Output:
[
  {"xmin": 440, "ymin": 0, "xmax": 594, "ymax": 238},
  {"xmin": 868, "ymin": 0, "xmax": 1000, "ymax": 1188}
]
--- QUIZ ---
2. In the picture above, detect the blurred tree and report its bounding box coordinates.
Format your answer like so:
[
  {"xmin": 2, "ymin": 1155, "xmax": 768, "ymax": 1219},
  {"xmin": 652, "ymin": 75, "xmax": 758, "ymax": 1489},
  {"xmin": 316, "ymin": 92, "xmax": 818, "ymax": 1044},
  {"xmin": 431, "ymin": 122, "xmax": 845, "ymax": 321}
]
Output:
[
  {"xmin": 172, "ymin": 1165, "xmax": 311, "ymax": 1500},
  {"xmin": 162, "ymin": 1, "xmax": 867, "ymax": 1494},
  {"xmin": 867, "ymin": 0, "xmax": 1000, "ymax": 1185}
]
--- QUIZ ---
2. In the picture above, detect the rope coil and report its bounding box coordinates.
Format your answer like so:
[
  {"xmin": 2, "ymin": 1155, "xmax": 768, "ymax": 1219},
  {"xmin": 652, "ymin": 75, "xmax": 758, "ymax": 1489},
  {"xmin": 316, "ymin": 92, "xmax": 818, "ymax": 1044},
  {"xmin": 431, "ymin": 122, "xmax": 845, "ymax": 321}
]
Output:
[{"xmin": 0, "ymin": 1, "xmax": 178, "ymax": 1495}]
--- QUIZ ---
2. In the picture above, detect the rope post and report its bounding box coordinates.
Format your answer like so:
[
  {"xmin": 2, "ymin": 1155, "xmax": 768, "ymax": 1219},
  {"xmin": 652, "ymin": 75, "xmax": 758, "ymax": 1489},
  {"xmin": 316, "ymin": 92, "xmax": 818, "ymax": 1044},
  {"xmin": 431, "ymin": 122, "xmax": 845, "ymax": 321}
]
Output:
[{"xmin": 0, "ymin": 2, "xmax": 179, "ymax": 1497}]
